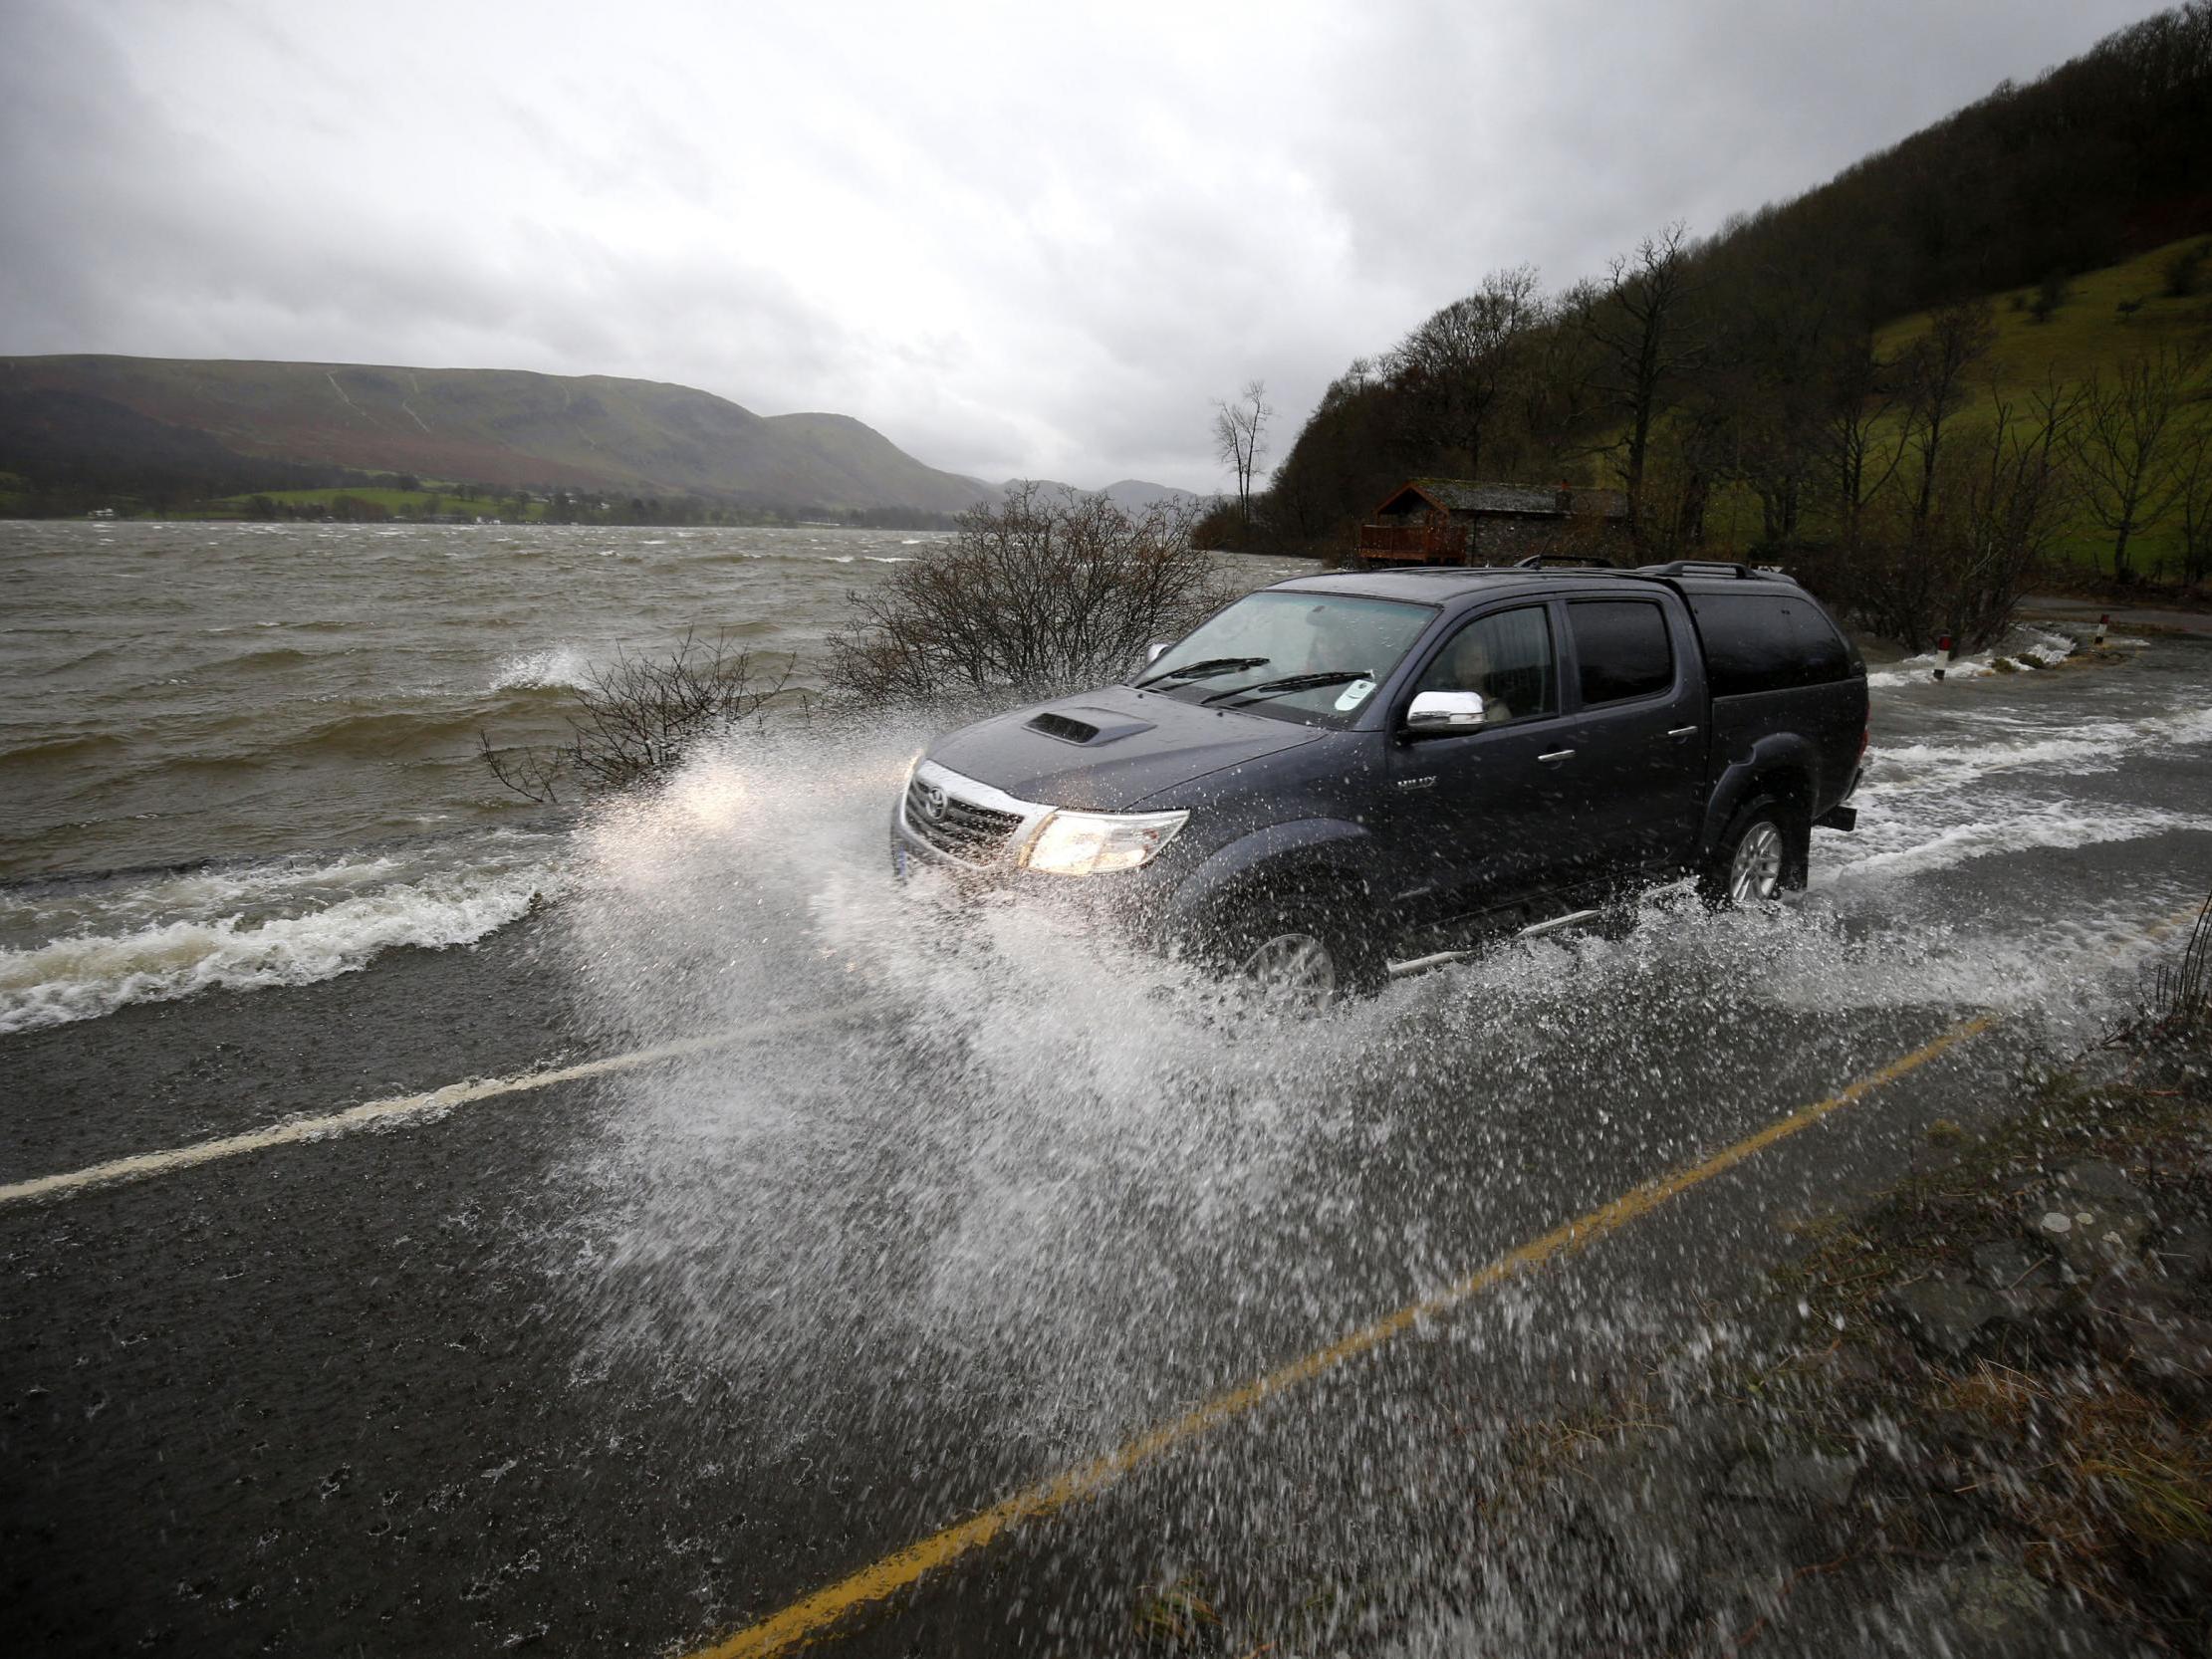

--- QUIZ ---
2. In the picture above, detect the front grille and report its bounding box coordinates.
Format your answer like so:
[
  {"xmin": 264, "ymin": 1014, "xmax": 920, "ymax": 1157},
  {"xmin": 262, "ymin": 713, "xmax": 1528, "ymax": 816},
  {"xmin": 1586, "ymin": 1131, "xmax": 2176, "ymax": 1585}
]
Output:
[{"xmin": 904, "ymin": 777, "xmax": 1025, "ymax": 863}]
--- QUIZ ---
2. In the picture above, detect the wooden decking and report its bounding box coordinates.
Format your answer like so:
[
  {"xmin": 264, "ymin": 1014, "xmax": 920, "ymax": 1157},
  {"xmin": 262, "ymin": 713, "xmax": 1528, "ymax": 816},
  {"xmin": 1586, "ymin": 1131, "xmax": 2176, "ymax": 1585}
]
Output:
[{"xmin": 1353, "ymin": 520, "xmax": 1465, "ymax": 565}]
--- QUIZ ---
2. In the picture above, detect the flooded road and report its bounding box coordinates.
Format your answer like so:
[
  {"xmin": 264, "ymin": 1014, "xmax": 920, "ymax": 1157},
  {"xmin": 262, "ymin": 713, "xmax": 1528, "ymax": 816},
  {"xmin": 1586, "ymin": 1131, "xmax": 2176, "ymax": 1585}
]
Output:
[{"xmin": 3, "ymin": 627, "xmax": 2207, "ymax": 1656}]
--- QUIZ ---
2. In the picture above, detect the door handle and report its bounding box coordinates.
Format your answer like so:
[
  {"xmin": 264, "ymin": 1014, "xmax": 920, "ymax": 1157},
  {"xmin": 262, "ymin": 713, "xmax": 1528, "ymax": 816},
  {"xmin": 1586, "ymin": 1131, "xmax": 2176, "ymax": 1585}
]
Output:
[
  {"xmin": 1538, "ymin": 749, "xmax": 1576, "ymax": 763},
  {"xmin": 1666, "ymin": 725, "xmax": 1699, "ymax": 739}
]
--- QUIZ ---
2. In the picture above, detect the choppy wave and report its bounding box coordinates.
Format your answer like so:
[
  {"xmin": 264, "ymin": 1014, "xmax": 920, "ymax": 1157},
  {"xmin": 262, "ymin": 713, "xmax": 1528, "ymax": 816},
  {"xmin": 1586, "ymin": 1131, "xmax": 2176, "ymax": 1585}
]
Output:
[
  {"xmin": 0, "ymin": 846, "xmax": 563, "ymax": 1035},
  {"xmin": 0, "ymin": 732, "xmax": 125, "ymax": 766},
  {"xmin": 206, "ymin": 644, "xmax": 322, "ymax": 673}
]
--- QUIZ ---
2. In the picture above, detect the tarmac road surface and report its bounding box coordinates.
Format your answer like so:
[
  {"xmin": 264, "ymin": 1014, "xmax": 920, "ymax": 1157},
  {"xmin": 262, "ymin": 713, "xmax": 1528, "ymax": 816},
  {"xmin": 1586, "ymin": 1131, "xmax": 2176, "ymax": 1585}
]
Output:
[{"xmin": 4, "ymin": 629, "xmax": 2208, "ymax": 1656}]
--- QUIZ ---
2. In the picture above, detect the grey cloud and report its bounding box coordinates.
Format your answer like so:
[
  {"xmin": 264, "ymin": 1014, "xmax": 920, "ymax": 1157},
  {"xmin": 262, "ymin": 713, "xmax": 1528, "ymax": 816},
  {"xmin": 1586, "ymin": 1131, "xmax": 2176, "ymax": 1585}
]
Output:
[{"xmin": 0, "ymin": 0, "xmax": 2167, "ymax": 494}]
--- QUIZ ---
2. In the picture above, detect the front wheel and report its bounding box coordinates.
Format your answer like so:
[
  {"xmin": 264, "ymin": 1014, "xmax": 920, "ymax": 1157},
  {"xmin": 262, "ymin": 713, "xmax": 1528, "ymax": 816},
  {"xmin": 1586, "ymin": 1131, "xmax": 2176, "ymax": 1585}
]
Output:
[
  {"xmin": 1699, "ymin": 800, "xmax": 1805, "ymax": 908},
  {"xmin": 1197, "ymin": 889, "xmax": 1382, "ymax": 1005}
]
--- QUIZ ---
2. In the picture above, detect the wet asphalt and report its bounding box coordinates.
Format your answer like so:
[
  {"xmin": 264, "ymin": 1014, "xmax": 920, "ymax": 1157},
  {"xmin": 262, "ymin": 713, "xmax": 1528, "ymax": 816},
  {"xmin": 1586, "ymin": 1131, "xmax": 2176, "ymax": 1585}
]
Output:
[{"xmin": 4, "ymin": 632, "xmax": 2208, "ymax": 1658}]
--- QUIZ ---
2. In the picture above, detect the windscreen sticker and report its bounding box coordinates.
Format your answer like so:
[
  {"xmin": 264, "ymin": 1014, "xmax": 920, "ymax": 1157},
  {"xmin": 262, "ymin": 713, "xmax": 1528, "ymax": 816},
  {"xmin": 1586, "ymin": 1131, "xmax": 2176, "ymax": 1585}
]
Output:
[{"xmin": 1334, "ymin": 677, "xmax": 1376, "ymax": 712}]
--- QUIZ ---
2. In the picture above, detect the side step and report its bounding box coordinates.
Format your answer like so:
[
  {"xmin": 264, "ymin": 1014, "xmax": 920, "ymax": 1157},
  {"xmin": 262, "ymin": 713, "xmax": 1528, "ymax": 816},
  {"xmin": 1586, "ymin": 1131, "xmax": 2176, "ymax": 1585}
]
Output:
[{"xmin": 1385, "ymin": 909, "xmax": 1603, "ymax": 979}]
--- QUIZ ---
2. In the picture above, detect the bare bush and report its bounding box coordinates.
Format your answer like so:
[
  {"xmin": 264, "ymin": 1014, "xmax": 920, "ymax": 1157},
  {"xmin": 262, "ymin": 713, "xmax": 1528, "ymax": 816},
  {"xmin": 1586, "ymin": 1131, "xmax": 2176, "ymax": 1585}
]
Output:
[
  {"xmin": 2149, "ymin": 888, "xmax": 2212, "ymax": 1039},
  {"xmin": 479, "ymin": 632, "xmax": 796, "ymax": 805},
  {"xmin": 824, "ymin": 484, "xmax": 1230, "ymax": 704},
  {"xmin": 2107, "ymin": 887, "xmax": 2212, "ymax": 1050}
]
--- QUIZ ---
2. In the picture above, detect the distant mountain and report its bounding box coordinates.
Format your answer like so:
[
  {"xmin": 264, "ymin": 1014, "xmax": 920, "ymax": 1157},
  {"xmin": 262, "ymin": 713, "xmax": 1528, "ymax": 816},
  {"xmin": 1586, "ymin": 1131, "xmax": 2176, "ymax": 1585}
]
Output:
[
  {"xmin": 1000, "ymin": 476, "xmax": 1208, "ymax": 514},
  {"xmin": 0, "ymin": 355, "xmax": 989, "ymax": 514},
  {"xmin": 1102, "ymin": 478, "xmax": 1207, "ymax": 514}
]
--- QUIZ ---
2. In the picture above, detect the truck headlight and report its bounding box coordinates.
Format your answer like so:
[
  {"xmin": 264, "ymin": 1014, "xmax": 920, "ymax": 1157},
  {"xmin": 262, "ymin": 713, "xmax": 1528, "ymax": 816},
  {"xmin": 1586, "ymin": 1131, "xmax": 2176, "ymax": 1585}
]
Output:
[{"xmin": 1022, "ymin": 809, "xmax": 1189, "ymax": 876}]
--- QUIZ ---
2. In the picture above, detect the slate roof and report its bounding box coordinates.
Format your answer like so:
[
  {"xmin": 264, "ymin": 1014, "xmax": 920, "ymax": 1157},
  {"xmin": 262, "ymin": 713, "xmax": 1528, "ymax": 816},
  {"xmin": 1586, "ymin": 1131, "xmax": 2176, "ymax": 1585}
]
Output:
[{"xmin": 1377, "ymin": 478, "xmax": 1629, "ymax": 519}]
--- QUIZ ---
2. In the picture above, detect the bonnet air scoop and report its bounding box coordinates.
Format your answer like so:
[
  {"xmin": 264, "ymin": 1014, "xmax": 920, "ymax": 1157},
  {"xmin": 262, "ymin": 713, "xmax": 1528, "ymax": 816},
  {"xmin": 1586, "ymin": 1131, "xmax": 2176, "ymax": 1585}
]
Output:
[{"xmin": 1024, "ymin": 706, "xmax": 1156, "ymax": 746}]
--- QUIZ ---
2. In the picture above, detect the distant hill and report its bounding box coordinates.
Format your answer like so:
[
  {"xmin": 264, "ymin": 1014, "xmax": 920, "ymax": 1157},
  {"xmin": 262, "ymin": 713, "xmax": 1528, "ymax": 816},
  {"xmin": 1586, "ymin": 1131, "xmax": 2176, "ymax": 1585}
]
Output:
[
  {"xmin": 0, "ymin": 355, "xmax": 989, "ymax": 514},
  {"xmin": 1102, "ymin": 478, "xmax": 1207, "ymax": 514},
  {"xmin": 999, "ymin": 476, "xmax": 1208, "ymax": 514}
]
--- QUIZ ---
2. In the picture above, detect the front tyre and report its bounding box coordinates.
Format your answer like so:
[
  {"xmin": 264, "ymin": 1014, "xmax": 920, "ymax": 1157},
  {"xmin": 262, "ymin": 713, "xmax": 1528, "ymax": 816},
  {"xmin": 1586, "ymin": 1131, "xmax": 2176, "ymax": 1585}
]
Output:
[
  {"xmin": 1200, "ymin": 889, "xmax": 1383, "ymax": 1005},
  {"xmin": 1699, "ymin": 799, "xmax": 1806, "ymax": 908},
  {"xmin": 1238, "ymin": 928, "xmax": 1340, "ymax": 999}
]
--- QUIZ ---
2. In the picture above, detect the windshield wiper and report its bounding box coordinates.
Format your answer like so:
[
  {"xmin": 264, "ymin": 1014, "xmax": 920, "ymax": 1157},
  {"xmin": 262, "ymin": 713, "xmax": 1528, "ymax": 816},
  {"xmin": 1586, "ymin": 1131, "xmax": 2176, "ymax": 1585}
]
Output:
[
  {"xmin": 1202, "ymin": 669, "xmax": 1371, "ymax": 708},
  {"xmin": 1136, "ymin": 655, "xmax": 1270, "ymax": 686}
]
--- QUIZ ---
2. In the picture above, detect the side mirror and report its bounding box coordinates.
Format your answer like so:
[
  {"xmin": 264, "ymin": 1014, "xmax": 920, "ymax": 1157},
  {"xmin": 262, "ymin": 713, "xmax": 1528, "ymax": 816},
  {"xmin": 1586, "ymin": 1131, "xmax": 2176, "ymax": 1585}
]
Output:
[
  {"xmin": 1145, "ymin": 640, "xmax": 1171, "ymax": 664},
  {"xmin": 1404, "ymin": 689, "xmax": 1488, "ymax": 733}
]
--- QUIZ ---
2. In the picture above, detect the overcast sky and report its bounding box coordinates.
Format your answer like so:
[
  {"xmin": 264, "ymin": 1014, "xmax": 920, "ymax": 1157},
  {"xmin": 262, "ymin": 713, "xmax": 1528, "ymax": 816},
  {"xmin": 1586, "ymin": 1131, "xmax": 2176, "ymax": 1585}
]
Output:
[{"xmin": 0, "ymin": 0, "xmax": 2165, "ymax": 493}]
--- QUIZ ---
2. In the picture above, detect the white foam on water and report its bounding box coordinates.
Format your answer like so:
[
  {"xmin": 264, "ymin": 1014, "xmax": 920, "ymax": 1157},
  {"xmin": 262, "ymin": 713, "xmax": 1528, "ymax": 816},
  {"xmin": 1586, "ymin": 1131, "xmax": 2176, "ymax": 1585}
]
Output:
[
  {"xmin": 1864, "ymin": 623, "xmax": 2076, "ymax": 688},
  {"xmin": 489, "ymin": 644, "xmax": 597, "ymax": 690},
  {"xmin": 2147, "ymin": 704, "xmax": 2212, "ymax": 747},
  {"xmin": 1860, "ymin": 695, "xmax": 2212, "ymax": 799},
  {"xmin": 0, "ymin": 845, "xmax": 562, "ymax": 1034},
  {"xmin": 1829, "ymin": 802, "xmax": 2212, "ymax": 882}
]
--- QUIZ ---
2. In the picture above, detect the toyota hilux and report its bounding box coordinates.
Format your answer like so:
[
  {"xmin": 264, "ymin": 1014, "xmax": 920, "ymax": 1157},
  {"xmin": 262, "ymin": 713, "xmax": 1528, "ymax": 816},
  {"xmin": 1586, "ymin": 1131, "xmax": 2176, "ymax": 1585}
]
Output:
[{"xmin": 891, "ymin": 560, "xmax": 1868, "ymax": 995}]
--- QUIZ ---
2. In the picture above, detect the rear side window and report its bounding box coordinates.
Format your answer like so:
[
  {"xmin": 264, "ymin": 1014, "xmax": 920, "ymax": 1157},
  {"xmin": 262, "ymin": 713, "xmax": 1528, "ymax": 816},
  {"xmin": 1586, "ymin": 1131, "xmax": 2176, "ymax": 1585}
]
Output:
[
  {"xmin": 1785, "ymin": 602, "xmax": 1851, "ymax": 684},
  {"xmin": 1567, "ymin": 600, "xmax": 1673, "ymax": 705},
  {"xmin": 1690, "ymin": 593, "xmax": 1852, "ymax": 696}
]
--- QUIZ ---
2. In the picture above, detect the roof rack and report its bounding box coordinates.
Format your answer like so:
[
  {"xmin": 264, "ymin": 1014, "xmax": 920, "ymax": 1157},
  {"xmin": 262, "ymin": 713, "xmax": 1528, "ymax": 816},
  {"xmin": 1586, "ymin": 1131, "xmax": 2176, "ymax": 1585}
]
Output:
[
  {"xmin": 1637, "ymin": 560, "xmax": 1782, "ymax": 580},
  {"xmin": 1512, "ymin": 553, "xmax": 1615, "ymax": 570}
]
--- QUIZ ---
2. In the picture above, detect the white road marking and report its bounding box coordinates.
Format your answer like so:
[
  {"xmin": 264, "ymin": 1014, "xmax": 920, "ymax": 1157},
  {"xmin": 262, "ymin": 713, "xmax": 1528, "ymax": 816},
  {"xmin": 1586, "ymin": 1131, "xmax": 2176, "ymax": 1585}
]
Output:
[
  {"xmin": 10, "ymin": 905, "xmax": 2198, "ymax": 1214},
  {"xmin": 0, "ymin": 1003, "xmax": 867, "ymax": 1209}
]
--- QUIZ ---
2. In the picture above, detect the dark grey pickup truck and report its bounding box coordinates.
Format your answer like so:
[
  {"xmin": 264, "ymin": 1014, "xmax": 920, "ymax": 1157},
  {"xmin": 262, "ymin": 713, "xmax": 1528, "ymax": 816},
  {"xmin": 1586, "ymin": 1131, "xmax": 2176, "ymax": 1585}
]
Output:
[{"xmin": 892, "ymin": 560, "xmax": 1867, "ymax": 995}]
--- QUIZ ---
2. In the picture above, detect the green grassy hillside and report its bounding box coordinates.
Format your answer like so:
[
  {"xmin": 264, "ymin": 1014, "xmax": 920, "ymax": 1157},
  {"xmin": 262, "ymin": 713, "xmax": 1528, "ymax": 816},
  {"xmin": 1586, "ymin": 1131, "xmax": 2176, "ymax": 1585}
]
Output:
[
  {"xmin": 0, "ymin": 355, "xmax": 987, "ymax": 514},
  {"xmin": 1875, "ymin": 239, "xmax": 2211, "ymax": 386},
  {"xmin": 1874, "ymin": 238, "xmax": 2212, "ymax": 579},
  {"xmin": 1690, "ymin": 238, "xmax": 2212, "ymax": 579}
]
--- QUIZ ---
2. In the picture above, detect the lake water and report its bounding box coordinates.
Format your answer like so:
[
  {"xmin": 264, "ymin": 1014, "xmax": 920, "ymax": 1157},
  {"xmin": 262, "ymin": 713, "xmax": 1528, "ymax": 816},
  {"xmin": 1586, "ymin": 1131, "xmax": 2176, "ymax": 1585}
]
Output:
[{"xmin": 0, "ymin": 520, "xmax": 1307, "ymax": 1031}]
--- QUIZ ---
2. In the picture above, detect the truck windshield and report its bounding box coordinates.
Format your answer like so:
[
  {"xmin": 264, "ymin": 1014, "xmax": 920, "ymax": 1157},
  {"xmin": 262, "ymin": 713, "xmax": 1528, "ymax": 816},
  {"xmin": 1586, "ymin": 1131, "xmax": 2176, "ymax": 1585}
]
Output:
[{"xmin": 1136, "ymin": 591, "xmax": 1435, "ymax": 725}]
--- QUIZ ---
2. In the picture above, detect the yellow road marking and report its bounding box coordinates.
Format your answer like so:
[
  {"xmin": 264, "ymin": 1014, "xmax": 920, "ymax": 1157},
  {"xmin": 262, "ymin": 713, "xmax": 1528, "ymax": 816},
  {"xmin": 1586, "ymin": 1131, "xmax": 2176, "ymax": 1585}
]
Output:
[
  {"xmin": 0, "ymin": 1004, "xmax": 866, "ymax": 1209},
  {"xmin": 690, "ymin": 1009, "xmax": 2000, "ymax": 1659}
]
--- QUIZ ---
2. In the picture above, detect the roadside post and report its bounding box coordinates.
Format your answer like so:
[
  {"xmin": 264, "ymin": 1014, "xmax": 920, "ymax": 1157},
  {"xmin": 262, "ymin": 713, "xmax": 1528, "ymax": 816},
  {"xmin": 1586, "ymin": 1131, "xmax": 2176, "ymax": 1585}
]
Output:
[{"xmin": 1933, "ymin": 634, "xmax": 1952, "ymax": 682}]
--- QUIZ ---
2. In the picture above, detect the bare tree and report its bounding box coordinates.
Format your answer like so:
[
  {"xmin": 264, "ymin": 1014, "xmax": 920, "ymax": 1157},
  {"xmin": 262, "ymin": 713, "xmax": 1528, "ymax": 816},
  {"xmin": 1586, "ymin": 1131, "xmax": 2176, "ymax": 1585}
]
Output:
[
  {"xmin": 479, "ymin": 633, "xmax": 796, "ymax": 805},
  {"xmin": 1819, "ymin": 332, "xmax": 1912, "ymax": 557},
  {"xmin": 826, "ymin": 483, "xmax": 1228, "ymax": 704},
  {"xmin": 1841, "ymin": 375, "xmax": 2081, "ymax": 651},
  {"xmin": 2068, "ymin": 340, "xmax": 2211, "ymax": 581},
  {"xmin": 1945, "ymin": 375, "xmax": 2084, "ymax": 646},
  {"xmin": 1515, "ymin": 299, "xmax": 1607, "ymax": 476},
  {"xmin": 2177, "ymin": 422, "xmax": 2212, "ymax": 590},
  {"xmin": 1212, "ymin": 380, "xmax": 1272, "ymax": 538},
  {"xmin": 1385, "ymin": 265, "xmax": 1545, "ymax": 479},
  {"xmin": 1682, "ymin": 253, "xmax": 1850, "ymax": 551},
  {"xmin": 1577, "ymin": 223, "xmax": 1708, "ymax": 541},
  {"xmin": 1898, "ymin": 300, "xmax": 1998, "ymax": 534}
]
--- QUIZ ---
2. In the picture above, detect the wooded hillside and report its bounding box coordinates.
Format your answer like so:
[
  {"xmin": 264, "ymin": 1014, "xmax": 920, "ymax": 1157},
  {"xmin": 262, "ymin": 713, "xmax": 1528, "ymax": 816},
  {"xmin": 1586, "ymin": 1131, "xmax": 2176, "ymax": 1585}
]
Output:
[{"xmin": 1250, "ymin": 2, "xmax": 2212, "ymax": 642}]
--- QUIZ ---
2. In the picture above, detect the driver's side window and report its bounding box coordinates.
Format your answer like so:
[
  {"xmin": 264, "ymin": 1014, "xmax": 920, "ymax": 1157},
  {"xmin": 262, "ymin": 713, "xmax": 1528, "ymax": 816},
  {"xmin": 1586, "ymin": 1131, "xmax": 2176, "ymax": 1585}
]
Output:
[{"xmin": 1414, "ymin": 605, "xmax": 1557, "ymax": 727}]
